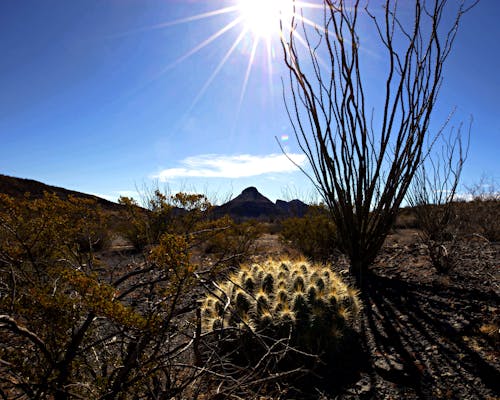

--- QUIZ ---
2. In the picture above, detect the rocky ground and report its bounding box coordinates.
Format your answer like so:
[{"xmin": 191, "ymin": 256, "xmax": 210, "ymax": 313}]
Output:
[
  {"xmin": 343, "ymin": 236, "xmax": 498, "ymax": 399},
  {"xmin": 253, "ymin": 231, "xmax": 500, "ymax": 399},
  {"xmin": 104, "ymin": 230, "xmax": 499, "ymax": 399}
]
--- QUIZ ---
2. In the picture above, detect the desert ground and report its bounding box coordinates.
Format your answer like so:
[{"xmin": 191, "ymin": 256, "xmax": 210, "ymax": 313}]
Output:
[{"xmin": 99, "ymin": 226, "xmax": 499, "ymax": 399}]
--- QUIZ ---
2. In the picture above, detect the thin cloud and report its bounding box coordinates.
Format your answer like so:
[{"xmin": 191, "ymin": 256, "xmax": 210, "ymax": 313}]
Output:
[{"xmin": 154, "ymin": 153, "xmax": 306, "ymax": 181}]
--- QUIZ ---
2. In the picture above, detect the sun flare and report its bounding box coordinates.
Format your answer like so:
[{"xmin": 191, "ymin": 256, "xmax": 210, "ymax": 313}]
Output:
[
  {"xmin": 238, "ymin": 0, "xmax": 294, "ymax": 39},
  {"xmin": 141, "ymin": 0, "xmax": 315, "ymax": 123}
]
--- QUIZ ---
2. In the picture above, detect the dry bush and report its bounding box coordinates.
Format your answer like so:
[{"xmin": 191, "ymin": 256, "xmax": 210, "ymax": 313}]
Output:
[
  {"xmin": 451, "ymin": 200, "xmax": 499, "ymax": 243},
  {"xmin": 393, "ymin": 208, "xmax": 419, "ymax": 230},
  {"xmin": 118, "ymin": 190, "xmax": 212, "ymax": 251},
  {"xmin": 119, "ymin": 188, "xmax": 263, "ymax": 269},
  {"xmin": 407, "ymin": 127, "xmax": 469, "ymax": 273},
  {"xmin": 453, "ymin": 177, "xmax": 500, "ymax": 242},
  {"xmin": 260, "ymin": 221, "xmax": 282, "ymax": 235},
  {"xmin": 280, "ymin": 205, "xmax": 339, "ymax": 262},
  {"xmin": 0, "ymin": 192, "xmax": 209, "ymax": 399},
  {"xmin": 201, "ymin": 216, "xmax": 263, "ymax": 265}
]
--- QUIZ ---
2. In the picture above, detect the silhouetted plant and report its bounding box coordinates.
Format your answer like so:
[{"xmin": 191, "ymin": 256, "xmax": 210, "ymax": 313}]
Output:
[
  {"xmin": 407, "ymin": 127, "xmax": 468, "ymax": 272},
  {"xmin": 280, "ymin": 0, "xmax": 477, "ymax": 279}
]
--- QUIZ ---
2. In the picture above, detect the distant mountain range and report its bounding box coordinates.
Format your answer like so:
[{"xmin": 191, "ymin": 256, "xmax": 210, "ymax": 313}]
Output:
[
  {"xmin": 212, "ymin": 187, "xmax": 309, "ymax": 220},
  {"xmin": 0, "ymin": 175, "xmax": 309, "ymax": 220}
]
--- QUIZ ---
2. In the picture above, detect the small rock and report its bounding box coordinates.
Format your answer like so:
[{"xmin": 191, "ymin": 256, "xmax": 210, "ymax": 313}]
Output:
[
  {"xmin": 374, "ymin": 358, "xmax": 391, "ymax": 373},
  {"xmin": 389, "ymin": 359, "xmax": 404, "ymax": 372},
  {"xmin": 374, "ymin": 354, "xmax": 407, "ymax": 382},
  {"xmin": 355, "ymin": 377, "xmax": 372, "ymax": 395}
]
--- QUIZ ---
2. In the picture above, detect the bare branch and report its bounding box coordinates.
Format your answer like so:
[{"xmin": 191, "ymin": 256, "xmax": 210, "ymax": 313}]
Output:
[
  {"xmin": 0, "ymin": 315, "xmax": 53, "ymax": 364},
  {"xmin": 280, "ymin": 0, "xmax": 476, "ymax": 277}
]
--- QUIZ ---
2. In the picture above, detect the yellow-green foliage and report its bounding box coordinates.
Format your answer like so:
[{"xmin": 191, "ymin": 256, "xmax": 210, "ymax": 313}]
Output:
[
  {"xmin": 0, "ymin": 192, "xmax": 144, "ymax": 349},
  {"xmin": 201, "ymin": 260, "xmax": 360, "ymax": 355},
  {"xmin": 118, "ymin": 190, "xmax": 262, "ymax": 269},
  {"xmin": 0, "ymin": 192, "xmax": 198, "ymax": 397},
  {"xmin": 280, "ymin": 205, "xmax": 338, "ymax": 262},
  {"xmin": 0, "ymin": 192, "xmax": 108, "ymax": 263},
  {"xmin": 201, "ymin": 216, "xmax": 263, "ymax": 264},
  {"xmin": 118, "ymin": 190, "xmax": 212, "ymax": 250}
]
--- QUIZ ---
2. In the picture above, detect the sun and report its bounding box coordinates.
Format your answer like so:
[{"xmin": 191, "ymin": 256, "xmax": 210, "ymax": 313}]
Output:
[
  {"xmin": 138, "ymin": 0, "xmax": 312, "ymax": 122},
  {"xmin": 238, "ymin": 0, "xmax": 294, "ymax": 39}
]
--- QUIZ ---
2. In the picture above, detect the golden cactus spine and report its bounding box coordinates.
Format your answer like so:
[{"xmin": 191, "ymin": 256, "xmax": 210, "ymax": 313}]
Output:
[{"xmin": 200, "ymin": 260, "xmax": 360, "ymax": 353}]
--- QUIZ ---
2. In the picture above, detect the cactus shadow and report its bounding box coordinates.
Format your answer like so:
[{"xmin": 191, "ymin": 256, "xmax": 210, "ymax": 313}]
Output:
[
  {"xmin": 301, "ymin": 328, "xmax": 369, "ymax": 397},
  {"xmin": 200, "ymin": 326, "xmax": 368, "ymax": 398}
]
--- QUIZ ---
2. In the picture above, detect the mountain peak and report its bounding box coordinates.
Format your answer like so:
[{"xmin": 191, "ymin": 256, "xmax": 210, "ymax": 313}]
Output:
[
  {"xmin": 212, "ymin": 186, "xmax": 277, "ymax": 220},
  {"xmin": 240, "ymin": 186, "xmax": 261, "ymax": 199}
]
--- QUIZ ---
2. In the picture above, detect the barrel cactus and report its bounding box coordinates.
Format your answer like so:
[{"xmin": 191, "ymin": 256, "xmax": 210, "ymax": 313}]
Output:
[{"xmin": 200, "ymin": 260, "xmax": 360, "ymax": 367}]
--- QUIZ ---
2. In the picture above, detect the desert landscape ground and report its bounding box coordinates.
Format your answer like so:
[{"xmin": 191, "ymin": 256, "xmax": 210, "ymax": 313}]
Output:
[
  {"xmin": 2, "ymin": 0, "xmax": 499, "ymax": 398},
  {"xmin": 0, "ymin": 175, "xmax": 498, "ymax": 399}
]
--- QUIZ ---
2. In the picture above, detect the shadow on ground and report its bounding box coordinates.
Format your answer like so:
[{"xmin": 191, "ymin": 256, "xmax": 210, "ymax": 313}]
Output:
[{"xmin": 349, "ymin": 273, "xmax": 500, "ymax": 399}]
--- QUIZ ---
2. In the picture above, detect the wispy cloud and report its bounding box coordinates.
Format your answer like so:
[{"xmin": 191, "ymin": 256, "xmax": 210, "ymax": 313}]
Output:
[{"xmin": 153, "ymin": 153, "xmax": 306, "ymax": 181}]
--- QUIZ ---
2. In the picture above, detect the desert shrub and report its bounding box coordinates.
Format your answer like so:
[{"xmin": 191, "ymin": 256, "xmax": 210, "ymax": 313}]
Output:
[
  {"xmin": 201, "ymin": 217, "xmax": 263, "ymax": 264},
  {"xmin": 453, "ymin": 187, "xmax": 500, "ymax": 242},
  {"xmin": 0, "ymin": 192, "xmax": 109, "ymax": 262},
  {"xmin": 411, "ymin": 177, "xmax": 500, "ymax": 245},
  {"xmin": 118, "ymin": 190, "xmax": 212, "ymax": 250},
  {"xmin": 406, "ymin": 133, "xmax": 468, "ymax": 273},
  {"xmin": 200, "ymin": 260, "xmax": 360, "ymax": 395},
  {"xmin": 393, "ymin": 207, "xmax": 419, "ymax": 229},
  {"xmin": 260, "ymin": 221, "xmax": 282, "ymax": 235},
  {"xmin": 410, "ymin": 202, "xmax": 457, "ymax": 273},
  {"xmin": 117, "ymin": 195, "xmax": 150, "ymax": 250},
  {"xmin": 0, "ymin": 192, "xmax": 205, "ymax": 399},
  {"xmin": 465, "ymin": 176, "xmax": 499, "ymax": 202},
  {"xmin": 280, "ymin": 204, "xmax": 338, "ymax": 262}
]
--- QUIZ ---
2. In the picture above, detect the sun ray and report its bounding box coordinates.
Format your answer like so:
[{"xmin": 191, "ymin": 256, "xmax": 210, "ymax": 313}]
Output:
[
  {"xmin": 292, "ymin": 30, "xmax": 329, "ymax": 70},
  {"xmin": 108, "ymin": 6, "xmax": 240, "ymax": 38},
  {"xmin": 298, "ymin": 13, "xmax": 380, "ymax": 59},
  {"xmin": 295, "ymin": 1, "xmax": 326, "ymax": 10},
  {"xmin": 266, "ymin": 37, "xmax": 275, "ymax": 99},
  {"xmin": 289, "ymin": 4, "xmax": 379, "ymax": 59},
  {"xmin": 229, "ymin": 36, "xmax": 260, "ymax": 135},
  {"xmin": 118, "ymin": 0, "xmax": 350, "ymax": 126},
  {"xmin": 148, "ymin": 6, "xmax": 239, "ymax": 29},
  {"xmin": 295, "ymin": 1, "xmax": 356, "ymax": 11},
  {"xmin": 111, "ymin": 15, "xmax": 245, "ymax": 117},
  {"xmin": 106, "ymin": 1, "xmax": 332, "ymax": 133},
  {"xmin": 238, "ymin": 37, "xmax": 260, "ymax": 115},
  {"xmin": 165, "ymin": 16, "xmax": 244, "ymax": 72},
  {"xmin": 187, "ymin": 28, "xmax": 249, "ymax": 114}
]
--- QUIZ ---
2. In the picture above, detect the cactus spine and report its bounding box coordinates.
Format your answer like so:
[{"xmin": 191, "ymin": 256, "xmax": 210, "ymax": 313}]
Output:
[{"xmin": 201, "ymin": 260, "xmax": 360, "ymax": 355}]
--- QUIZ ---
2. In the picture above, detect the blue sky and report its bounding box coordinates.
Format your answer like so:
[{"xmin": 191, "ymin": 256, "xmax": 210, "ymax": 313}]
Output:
[{"xmin": 0, "ymin": 0, "xmax": 498, "ymax": 203}]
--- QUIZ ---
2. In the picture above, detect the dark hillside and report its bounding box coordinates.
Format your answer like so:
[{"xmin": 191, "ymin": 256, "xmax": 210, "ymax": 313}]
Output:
[{"xmin": 0, "ymin": 174, "xmax": 122, "ymax": 211}]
